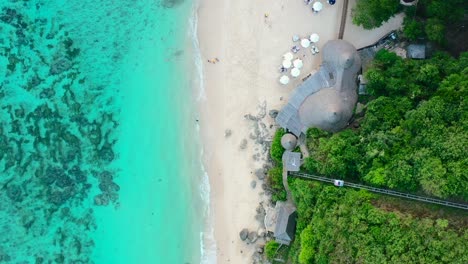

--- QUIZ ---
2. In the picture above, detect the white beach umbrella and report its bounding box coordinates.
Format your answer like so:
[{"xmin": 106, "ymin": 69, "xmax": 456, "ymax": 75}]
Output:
[
  {"xmin": 283, "ymin": 52, "xmax": 294, "ymax": 61},
  {"xmin": 293, "ymin": 59, "xmax": 303, "ymax": 69},
  {"xmin": 292, "ymin": 35, "xmax": 300, "ymax": 42},
  {"xmin": 282, "ymin": 59, "xmax": 292, "ymax": 68},
  {"xmin": 313, "ymin": 1, "xmax": 323, "ymax": 12},
  {"xmin": 291, "ymin": 67, "xmax": 301, "ymax": 78},
  {"xmin": 310, "ymin": 33, "xmax": 320, "ymax": 43},
  {"xmin": 279, "ymin": 75, "xmax": 290, "ymax": 85},
  {"xmin": 301, "ymin": 38, "xmax": 310, "ymax": 48}
]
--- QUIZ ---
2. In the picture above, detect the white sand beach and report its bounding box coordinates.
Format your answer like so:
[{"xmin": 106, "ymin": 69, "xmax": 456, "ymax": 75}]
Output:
[{"xmin": 197, "ymin": 0, "xmax": 403, "ymax": 263}]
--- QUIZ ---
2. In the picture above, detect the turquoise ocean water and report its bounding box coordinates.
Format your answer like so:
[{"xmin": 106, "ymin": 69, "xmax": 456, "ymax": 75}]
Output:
[{"xmin": 0, "ymin": 0, "xmax": 209, "ymax": 263}]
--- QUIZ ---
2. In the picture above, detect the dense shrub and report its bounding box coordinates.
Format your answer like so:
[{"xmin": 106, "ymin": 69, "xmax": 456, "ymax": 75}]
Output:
[
  {"xmin": 270, "ymin": 128, "xmax": 286, "ymax": 164},
  {"xmin": 304, "ymin": 50, "xmax": 468, "ymax": 199},
  {"xmin": 291, "ymin": 185, "xmax": 468, "ymax": 263},
  {"xmin": 267, "ymin": 166, "xmax": 287, "ymax": 202},
  {"xmin": 265, "ymin": 240, "xmax": 280, "ymax": 260},
  {"xmin": 352, "ymin": 0, "xmax": 401, "ymax": 29}
]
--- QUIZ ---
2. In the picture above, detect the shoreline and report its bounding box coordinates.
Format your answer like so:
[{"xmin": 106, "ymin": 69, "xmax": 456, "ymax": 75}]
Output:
[{"xmin": 196, "ymin": 0, "xmax": 404, "ymax": 263}]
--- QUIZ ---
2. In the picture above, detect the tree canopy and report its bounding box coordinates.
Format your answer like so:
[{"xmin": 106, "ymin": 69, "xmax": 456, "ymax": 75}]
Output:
[
  {"xmin": 289, "ymin": 181, "xmax": 468, "ymax": 264},
  {"xmin": 352, "ymin": 0, "xmax": 401, "ymax": 29},
  {"xmin": 305, "ymin": 50, "xmax": 468, "ymax": 199}
]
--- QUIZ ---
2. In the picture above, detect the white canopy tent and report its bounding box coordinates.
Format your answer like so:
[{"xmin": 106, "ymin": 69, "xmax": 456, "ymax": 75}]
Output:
[
  {"xmin": 283, "ymin": 52, "xmax": 294, "ymax": 61},
  {"xmin": 310, "ymin": 33, "xmax": 320, "ymax": 43},
  {"xmin": 313, "ymin": 2, "xmax": 323, "ymax": 12},
  {"xmin": 291, "ymin": 67, "xmax": 301, "ymax": 78},
  {"xmin": 300, "ymin": 39, "xmax": 310, "ymax": 48},
  {"xmin": 279, "ymin": 75, "xmax": 290, "ymax": 85},
  {"xmin": 293, "ymin": 59, "xmax": 303, "ymax": 69}
]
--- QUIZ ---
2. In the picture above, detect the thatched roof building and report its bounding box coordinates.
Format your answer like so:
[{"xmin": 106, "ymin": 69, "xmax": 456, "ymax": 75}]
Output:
[
  {"xmin": 276, "ymin": 40, "xmax": 361, "ymax": 136},
  {"xmin": 281, "ymin": 133, "xmax": 298, "ymax": 150}
]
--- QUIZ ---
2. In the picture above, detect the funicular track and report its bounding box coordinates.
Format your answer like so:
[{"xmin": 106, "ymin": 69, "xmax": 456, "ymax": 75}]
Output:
[{"xmin": 290, "ymin": 172, "xmax": 468, "ymax": 210}]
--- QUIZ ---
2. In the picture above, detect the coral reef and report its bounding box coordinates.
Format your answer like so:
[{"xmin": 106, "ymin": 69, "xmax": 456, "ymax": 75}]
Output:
[{"xmin": 0, "ymin": 2, "xmax": 119, "ymax": 262}]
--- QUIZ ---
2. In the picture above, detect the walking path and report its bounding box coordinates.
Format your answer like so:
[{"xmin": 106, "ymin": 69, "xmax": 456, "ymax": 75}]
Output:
[{"xmin": 338, "ymin": 0, "xmax": 349, "ymax": 39}]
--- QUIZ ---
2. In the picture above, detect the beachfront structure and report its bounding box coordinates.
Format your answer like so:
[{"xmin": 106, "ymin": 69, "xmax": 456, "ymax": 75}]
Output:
[
  {"xmin": 273, "ymin": 202, "xmax": 297, "ymax": 245},
  {"xmin": 281, "ymin": 133, "xmax": 298, "ymax": 150},
  {"xmin": 264, "ymin": 201, "xmax": 297, "ymax": 245},
  {"xmin": 276, "ymin": 40, "xmax": 362, "ymax": 136},
  {"xmin": 282, "ymin": 151, "xmax": 301, "ymax": 172}
]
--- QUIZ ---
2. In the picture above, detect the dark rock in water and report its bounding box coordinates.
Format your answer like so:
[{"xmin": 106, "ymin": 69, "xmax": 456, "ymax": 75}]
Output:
[
  {"xmin": 98, "ymin": 144, "xmax": 115, "ymax": 162},
  {"xmin": 239, "ymin": 228, "xmax": 249, "ymax": 241},
  {"xmin": 48, "ymin": 188, "xmax": 74, "ymax": 206},
  {"xmin": 56, "ymin": 174, "xmax": 73, "ymax": 188},
  {"xmin": 54, "ymin": 254, "xmax": 65, "ymax": 263},
  {"xmin": 39, "ymin": 88, "xmax": 55, "ymax": 98},
  {"xmin": 64, "ymin": 149, "xmax": 79, "ymax": 163},
  {"xmin": 269, "ymin": 109, "xmax": 279, "ymax": 118},
  {"xmin": 0, "ymin": 253, "xmax": 11, "ymax": 262},
  {"xmin": 21, "ymin": 213, "xmax": 36, "ymax": 230},
  {"xmin": 69, "ymin": 165, "xmax": 86, "ymax": 183},
  {"xmin": 161, "ymin": 0, "xmax": 184, "ymax": 8},
  {"xmin": 98, "ymin": 181, "xmax": 120, "ymax": 193},
  {"xmin": 14, "ymin": 107, "xmax": 25, "ymax": 118},
  {"xmin": 94, "ymin": 194, "xmax": 109, "ymax": 206},
  {"xmin": 60, "ymin": 207, "xmax": 71, "ymax": 217},
  {"xmin": 99, "ymin": 171, "xmax": 114, "ymax": 182},
  {"xmin": 40, "ymin": 166, "xmax": 64, "ymax": 185},
  {"xmin": 35, "ymin": 256, "xmax": 44, "ymax": 264},
  {"xmin": 50, "ymin": 57, "xmax": 72, "ymax": 75},
  {"xmin": 6, "ymin": 184, "xmax": 22, "ymax": 202},
  {"xmin": 61, "ymin": 131, "xmax": 80, "ymax": 147},
  {"xmin": 88, "ymin": 126, "xmax": 102, "ymax": 146},
  {"xmin": 0, "ymin": 8, "xmax": 17, "ymax": 24}
]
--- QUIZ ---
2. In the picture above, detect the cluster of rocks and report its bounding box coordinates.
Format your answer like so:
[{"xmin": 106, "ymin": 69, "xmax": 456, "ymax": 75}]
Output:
[
  {"xmin": 0, "ymin": 4, "xmax": 119, "ymax": 263},
  {"xmin": 242, "ymin": 101, "xmax": 279, "ymax": 161},
  {"xmin": 234, "ymin": 102, "xmax": 283, "ymax": 263},
  {"xmin": 239, "ymin": 225, "xmax": 269, "ymax": 264}
]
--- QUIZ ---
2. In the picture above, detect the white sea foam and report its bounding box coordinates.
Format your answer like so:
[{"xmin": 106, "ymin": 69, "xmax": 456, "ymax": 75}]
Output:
[
  {"xmin": 188, "ymin": 1, "xmax": 216, "ymax": 263},
  {"xmin": 189, "ymin": 2, "xmax": 206, "ymax": 101},
  {"xmin": 199, "ymin": 166, "xmax": 217, "ymax": 264}
]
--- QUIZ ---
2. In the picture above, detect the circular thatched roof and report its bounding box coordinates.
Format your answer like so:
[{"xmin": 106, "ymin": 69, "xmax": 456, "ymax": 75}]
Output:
[
  {"xmin": 281, "ymin": 133, "xmax": 297, "ymax": 150},
  {"xmin": 322, "ymin": 40, "xmax": 361, "ymax": 73},
  {"xmin": 298, "ymin": 88, "xmax": 349, "ymax": 132}
]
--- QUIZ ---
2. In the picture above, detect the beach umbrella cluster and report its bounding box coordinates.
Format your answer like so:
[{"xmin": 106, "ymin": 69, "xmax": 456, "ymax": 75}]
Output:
[
  {"xmin": 278, "ymin": 32, "xmax": 321, "ymax": 85},
  {"xmin": 279, "ymin": 51, "xmax": 304, "ymax": 84}
]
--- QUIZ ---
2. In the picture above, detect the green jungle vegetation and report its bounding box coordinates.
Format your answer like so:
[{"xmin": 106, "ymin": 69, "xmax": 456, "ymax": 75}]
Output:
[
  {"xmin": 266, "ymin": 50, "xmax": 467, "ymax": 263},
  {"xmin": 353, "ymin": 0, "xmax": 466, "ymax": 46}
]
